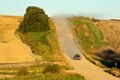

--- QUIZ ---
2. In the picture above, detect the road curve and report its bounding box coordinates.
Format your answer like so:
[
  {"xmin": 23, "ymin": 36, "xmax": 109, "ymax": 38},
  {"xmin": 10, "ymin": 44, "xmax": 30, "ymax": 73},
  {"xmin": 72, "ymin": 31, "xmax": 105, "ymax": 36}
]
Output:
[{"xmin": 52, "ymin": 16, "xmax": 120, "ymax": 80}]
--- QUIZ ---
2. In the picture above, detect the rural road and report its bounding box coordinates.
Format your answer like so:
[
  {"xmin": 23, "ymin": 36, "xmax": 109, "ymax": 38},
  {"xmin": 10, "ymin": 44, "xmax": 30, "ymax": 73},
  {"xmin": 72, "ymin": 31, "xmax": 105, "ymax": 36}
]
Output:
[{"xmin": 53, "ymin": 16, "xmax": 120, "ymax": 80}]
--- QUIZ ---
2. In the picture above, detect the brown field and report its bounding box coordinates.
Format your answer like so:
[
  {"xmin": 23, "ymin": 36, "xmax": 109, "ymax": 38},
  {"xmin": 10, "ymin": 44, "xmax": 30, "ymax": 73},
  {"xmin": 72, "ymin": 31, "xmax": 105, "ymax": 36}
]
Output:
[
  {"xmin": 96, "ymin": 20, "xmax": 120, "ymax": 53},
  {"xmin": 0, "ymin": 15, "xmax": 35, "ymax": 63}
]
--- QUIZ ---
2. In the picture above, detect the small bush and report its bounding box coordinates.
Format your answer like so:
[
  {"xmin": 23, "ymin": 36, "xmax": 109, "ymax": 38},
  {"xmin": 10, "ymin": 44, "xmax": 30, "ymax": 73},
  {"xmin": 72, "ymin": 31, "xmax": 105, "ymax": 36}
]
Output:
[
  {"xmin": 16, "ymin": 67, "xmax": 29, "ymax": 77},
  {"xmin": 43, "ymin": 64, "xmax": 61, "ymax": 73}
]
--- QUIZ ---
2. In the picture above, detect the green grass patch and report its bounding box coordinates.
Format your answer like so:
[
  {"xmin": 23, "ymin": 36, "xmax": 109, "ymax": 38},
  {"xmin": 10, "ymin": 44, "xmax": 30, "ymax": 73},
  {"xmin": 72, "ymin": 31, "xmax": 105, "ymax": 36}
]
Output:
[
  {"xmin": 87, "ymin": 22, "xmax": 107, "ymax": 47},
  {"xmin": 69, "ymin": 17, "xmax": 107, "ymax": 54},
  {"xmin": 18, "ymin": 32, "xmax": 53, "ymax": 61}
]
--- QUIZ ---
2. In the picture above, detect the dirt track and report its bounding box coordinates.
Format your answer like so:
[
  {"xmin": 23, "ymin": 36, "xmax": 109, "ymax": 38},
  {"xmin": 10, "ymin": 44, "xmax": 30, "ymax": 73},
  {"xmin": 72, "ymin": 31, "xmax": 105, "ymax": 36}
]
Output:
[{"xmin": 53, "ymin": 16, "xmax": 120, "ymax": 80}]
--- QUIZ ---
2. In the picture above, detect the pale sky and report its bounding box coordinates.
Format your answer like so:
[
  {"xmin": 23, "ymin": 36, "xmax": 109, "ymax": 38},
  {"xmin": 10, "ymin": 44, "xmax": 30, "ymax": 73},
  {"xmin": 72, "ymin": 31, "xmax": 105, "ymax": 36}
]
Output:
[{"xmin": 0, "ymin": 0, "xmax": 120, "ymax": 19}]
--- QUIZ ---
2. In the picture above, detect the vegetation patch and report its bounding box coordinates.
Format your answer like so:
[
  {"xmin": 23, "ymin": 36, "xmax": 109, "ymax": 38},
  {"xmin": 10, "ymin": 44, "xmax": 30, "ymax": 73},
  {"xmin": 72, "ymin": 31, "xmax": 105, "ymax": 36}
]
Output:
[
  {"xmin": 69, "ymin": 17, "xmax": 107, "ymax": 54},
  {"xmin": 42, "ymin": 64, "xmax": 61, "ymax": 73},
  {"xmin": 16, "ymin": 67, "xmax": 29, "ymax": 77},
  {"xmin": 18, "ymin": 32, "xmax": 53, "ymax": 61}
]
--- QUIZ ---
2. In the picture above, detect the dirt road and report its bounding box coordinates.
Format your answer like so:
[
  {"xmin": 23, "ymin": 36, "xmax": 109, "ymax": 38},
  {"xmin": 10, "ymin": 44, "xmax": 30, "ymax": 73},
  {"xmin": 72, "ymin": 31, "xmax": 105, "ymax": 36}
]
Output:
[{"xmin": 53, "ymin": 16, "xmax": 120, "ymax": 80}]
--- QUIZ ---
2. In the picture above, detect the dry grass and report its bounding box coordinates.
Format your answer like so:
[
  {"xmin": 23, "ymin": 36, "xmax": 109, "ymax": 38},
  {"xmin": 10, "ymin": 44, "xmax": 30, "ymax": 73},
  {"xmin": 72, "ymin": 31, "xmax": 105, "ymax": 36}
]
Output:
[
  {"xmin": 0, "ymin": 15, "xmax": 35, "ymax": 63},
  {"xmin": 96, "ymin": 20, "xmax": 120, "ymax": 53}
]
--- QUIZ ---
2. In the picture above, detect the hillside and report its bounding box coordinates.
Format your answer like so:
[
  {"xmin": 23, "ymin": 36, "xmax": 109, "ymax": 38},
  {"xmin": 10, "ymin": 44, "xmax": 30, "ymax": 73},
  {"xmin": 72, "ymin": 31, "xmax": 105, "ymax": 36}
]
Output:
[
  {"xmin": 69, "ymin": 16, "xmax": 120, "ymax": 77},
  {"xmin": 0, "ymin": 15, "xmax": 85, "ymax": 80},
  {"xmin": 0, "ymin": 15, "xmax": 35, "ymax": 63},
  {"xmin": 96, "ymin": 20, "xmax": 120, "ymax": 53}
]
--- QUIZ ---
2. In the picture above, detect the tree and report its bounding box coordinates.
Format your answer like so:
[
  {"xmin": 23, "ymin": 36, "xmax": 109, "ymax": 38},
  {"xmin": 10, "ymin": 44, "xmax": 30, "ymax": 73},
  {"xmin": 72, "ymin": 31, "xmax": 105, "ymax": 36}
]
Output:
[{"xmin": 19, "ymin": 6, "xmax": 50, "ymax": 33}]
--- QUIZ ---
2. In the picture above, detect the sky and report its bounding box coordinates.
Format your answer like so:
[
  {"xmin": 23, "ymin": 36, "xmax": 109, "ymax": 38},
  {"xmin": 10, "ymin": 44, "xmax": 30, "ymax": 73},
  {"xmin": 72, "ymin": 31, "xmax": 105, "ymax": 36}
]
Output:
[{"xmin": 0, "ymin": 0, "xmax": 120, "ymax": 19}]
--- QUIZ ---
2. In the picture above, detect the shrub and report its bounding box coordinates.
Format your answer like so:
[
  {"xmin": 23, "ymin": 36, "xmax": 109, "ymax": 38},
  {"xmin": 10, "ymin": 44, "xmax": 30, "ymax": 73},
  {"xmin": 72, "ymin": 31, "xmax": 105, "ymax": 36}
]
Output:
[
  {"xmin": 19, "ymin": 6, "xmax": 50, "ymax": 33},
  {"xmin": 16, "ymin": 67, "xmax": 29, "ymax": 77},
  {"xmin": 43, "ymin": 64, "xmax": 61, "ymax": 73}
]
